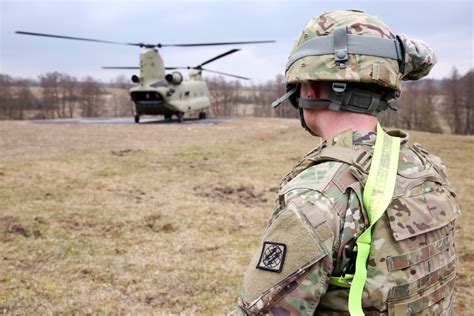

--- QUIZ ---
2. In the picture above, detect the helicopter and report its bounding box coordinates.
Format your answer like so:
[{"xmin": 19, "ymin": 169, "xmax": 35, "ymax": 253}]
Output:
[{"xmin": 15, "ymin": 31, "xmax": 275, "ymax": 123}]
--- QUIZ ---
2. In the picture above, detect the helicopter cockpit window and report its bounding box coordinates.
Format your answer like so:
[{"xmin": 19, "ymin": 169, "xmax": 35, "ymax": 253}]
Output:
[{"xmin": 184, "ymin": 91, "xmax": 190, "ymax": 97}]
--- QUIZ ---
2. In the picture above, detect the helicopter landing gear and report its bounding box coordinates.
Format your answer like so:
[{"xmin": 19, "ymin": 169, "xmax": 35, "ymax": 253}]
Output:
[
  {"xmin": 164, "ymin": 114, "xmax": 172, "ymax": 121},
  {"xmin": 198, "ymin": 111, "xmax": 207, "ymax": 120},
  {"xmin": 176, "ymin": 112, "xmax": 184, "ymax": 123},
  {"xmin": 134, "ymin": 114, "xmax": 140, "ymax": 124}
]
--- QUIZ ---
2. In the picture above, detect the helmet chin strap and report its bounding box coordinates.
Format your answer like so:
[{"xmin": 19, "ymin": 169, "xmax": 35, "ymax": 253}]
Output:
[
  {"xmin": 295, "ymin": 82, "xmax": 398, "ymax": 136},
  {"xmin": 298, "ymin": 107, "xmax": 318, "ymax": 136},
  {"xmin": 298, "ymin": 82, "xmax": 397, "ymax": 116},
  {"xmin": 273, "ymin": 82, "xmax": 398, "ymax": 136}
]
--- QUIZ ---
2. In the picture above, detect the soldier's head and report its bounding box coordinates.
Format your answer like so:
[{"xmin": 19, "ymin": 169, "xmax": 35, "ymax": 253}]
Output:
[{"xmin": 272, "ymin": 10, "xmax": 437, "ymax": 137}]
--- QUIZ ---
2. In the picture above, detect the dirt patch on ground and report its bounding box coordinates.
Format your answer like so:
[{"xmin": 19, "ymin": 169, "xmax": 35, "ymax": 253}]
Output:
[
  {"xmin": 143, "ymin": 214, "xmax": 177, "ymax": 233},
  {"xmin": 0, "ymin": 212, "xmax": 178, "ymax": 242},
  {"xmin": 0, "ymin": 216, "xmax": 42, "ymax": 240},
  {"xmin": 56, "ymin": 213, "xmax": 178, "ymax": 237},
  {"xmin": 195, "ymin": 183, "xmax": 267, "ymax": 207},
  {"xmin": 460, "ymin": 253, "xmax": 474, "ymax": 263},
  {"xmin": 110, "ymin": 149, "xmax": 142, "ymax": 157}
]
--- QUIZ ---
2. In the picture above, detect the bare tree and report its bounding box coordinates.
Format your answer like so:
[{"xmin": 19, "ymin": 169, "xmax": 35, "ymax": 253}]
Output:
[
  {"xmin": 417, "ymin": 80, "xmax": 442, "ymax": 133},
  {"xmin": 461, "ymin": 70, "xmax": 473, "ymax": 134},
  {"xmin": 39, "ymin": 72, "xmax": 63, "ymax": 119},
  {"xmin": 112, "ymin": 74, "xmax": 132, "ymax": 89},
  {"xmin": 443, "ymin": 67, "xmax": 462, "ymax": 134},
  {"xmin": 0, "ymin": 74, "xmax": 16, "ymax": 119},
  {"xmin": 230, "ymin": 80, "xmax": 243, "ymax": 117},
  {"xmin": 206, "ymin": 76, "xmax": 234, "ymax": 117},
  {"xmin": 112, "ymin": 92, "xmax": 133, "ymax": 117},
  {"xmin": 79, "ymin": 76, "xmax": 102, "ymax": 117},
  {"xmin": 60, "ymin": 74, "xmax": 79, "ymax": 118},
  {"xmin": 15, "ymin": 79, "xmax": 38, "ymax": 120}
]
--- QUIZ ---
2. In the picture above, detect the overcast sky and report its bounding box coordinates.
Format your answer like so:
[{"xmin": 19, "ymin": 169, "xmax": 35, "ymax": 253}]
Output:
[{"xmin": 1, "ymin": 0, "xmax": 472, "ymax": 84}]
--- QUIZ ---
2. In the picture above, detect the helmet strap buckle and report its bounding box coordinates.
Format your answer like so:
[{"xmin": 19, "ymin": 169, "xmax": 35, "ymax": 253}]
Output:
[
  {"xmin": 328, "ymin": 82, "xmax": 347, "ymax": 111},
  {"xmin": 332, "ymin": 82, "xmax": 347, "ymax": 94}
]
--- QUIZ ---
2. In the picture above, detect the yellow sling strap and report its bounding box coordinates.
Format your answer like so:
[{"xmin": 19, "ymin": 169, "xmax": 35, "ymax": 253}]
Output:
[{"xmin": 347, "ymin": 123, "xmax": 400, "ymax": 315}]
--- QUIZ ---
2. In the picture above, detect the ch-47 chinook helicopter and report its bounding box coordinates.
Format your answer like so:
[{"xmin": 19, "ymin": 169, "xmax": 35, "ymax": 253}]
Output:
[{"xmin": 15, "ymin": 31, "xmax": 274, "ymax": 123}]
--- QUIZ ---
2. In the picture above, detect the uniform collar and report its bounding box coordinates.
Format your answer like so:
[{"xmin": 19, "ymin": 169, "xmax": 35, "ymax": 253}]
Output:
[{"xmin": 325, "ymin": 128, "xmax": 409, "ymax": 147}]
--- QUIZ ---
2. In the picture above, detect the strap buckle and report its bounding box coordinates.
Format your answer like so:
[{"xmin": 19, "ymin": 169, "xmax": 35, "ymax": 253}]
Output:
[
  {"xmin": 353, "ymin": 150, "xmax": 372, "ymax": 173},
  {"xmin": 328, "ymin": 82, "xmax": 347, "ymax": 111},
  {"xmin": 329, "ymin": 274, "xmax": 353, "ymax": 288},
  {"xmin": 332, "ymin": 82, "xmax": 347, "ymax": 94}
]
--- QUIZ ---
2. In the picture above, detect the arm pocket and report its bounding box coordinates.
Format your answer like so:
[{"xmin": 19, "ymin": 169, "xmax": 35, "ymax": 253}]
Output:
[{"xmin": 241, "ymin": 203, "xmax": 329, "ymax": 310}]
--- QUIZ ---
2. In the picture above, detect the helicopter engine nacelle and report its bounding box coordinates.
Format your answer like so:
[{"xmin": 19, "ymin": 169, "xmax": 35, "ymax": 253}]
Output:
[
  {"xmin": 131, "ymin": 75, "xmax": 140, "ymax": 83},
  {"xmin": 165, "ymin": 71, "xmax": 183, "ymax": 85}
]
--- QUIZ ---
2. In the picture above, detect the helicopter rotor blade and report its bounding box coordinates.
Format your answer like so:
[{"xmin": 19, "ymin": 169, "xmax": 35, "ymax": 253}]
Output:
[
  {"xmin": 15, "ymin": 31, "xmax": 143, "ymax": 47},
  {"xmin": 16, "ymin": 31, "xmax": 275, "ymax": 49},
  {"xmin": 102, "ymin": 66, "xmax": 140, "ymax": 69},
  {"xmin": 198, "ymin": 49, "xmax": 240, "ymax": 67},
  {"xmin": 166, "ymin": 49, "xmax": 243, "ymax": 70},
  {"xmin": 201, "ymin": 68, "xmax": 250, "ymax": 80},
  {"xmin": 160, "ymin": 40, "xmax": 275, "ymax": 47}
]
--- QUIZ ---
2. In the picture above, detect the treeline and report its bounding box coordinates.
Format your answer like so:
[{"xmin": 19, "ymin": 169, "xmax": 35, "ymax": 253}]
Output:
[
  {"xmin": 205, "ymin": 74, "xmax": 298, "ymax": 119},
  {"xmin": 0, "ymin": 68, "xmax": 472, "ymax": 135},
  {"xmin": 380, "ymin": 68, "xmax": 473, "ymax": 135},
  {"xmin": 0, "ymin": 72, "xmax": 133, "ymax": 120}
]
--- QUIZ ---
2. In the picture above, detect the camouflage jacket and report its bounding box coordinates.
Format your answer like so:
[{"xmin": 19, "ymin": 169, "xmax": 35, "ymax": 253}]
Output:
[{"xmin": 238, "ymin": 129, "xmax": 460, "ymax": 315}]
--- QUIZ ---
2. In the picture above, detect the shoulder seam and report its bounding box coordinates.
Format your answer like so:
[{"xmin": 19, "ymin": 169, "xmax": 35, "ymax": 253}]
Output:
[{"xmin": 281, "ymin": 161, "xmax": 345, "ymax": 194}]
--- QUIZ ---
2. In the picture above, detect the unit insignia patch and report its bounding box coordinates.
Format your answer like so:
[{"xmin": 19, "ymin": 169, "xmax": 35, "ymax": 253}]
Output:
[{"xmin": 256, "ymin": 241, "xmax": 287, "ymax": 273}]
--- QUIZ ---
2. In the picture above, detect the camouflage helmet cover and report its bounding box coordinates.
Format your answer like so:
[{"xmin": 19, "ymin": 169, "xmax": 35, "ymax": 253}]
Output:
[{"xmin": 286, "ymin": 10, "xmax": 437, "ymax": 92}]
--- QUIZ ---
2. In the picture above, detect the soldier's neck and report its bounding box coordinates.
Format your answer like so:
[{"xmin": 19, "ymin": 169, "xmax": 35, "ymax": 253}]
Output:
[{"xmin": 304, "ymin": 108, "xmax": 377, "ymax": 139}]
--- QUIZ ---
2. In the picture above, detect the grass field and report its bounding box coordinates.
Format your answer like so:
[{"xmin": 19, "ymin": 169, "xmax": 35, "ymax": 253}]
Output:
[{"xmin": 0, "ymin": 118, "xmax": 472, "ymax": 313}]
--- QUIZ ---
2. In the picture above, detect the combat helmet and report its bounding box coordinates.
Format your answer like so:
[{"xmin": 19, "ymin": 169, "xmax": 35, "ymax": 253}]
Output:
[{"xmin": 272, "ymin": 10, "xmax": 437, "ymax": 117}]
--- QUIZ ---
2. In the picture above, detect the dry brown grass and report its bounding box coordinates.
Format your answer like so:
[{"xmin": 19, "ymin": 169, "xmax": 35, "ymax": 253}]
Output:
[{"xmin": 0, "ymin": 118, "xmax": 472, "ymax": 313}]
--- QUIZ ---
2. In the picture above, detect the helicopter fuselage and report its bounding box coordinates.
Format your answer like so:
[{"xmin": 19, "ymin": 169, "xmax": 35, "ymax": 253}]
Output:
[
  {"xmin": 130, "ymin": 80, "xmax": 210, "ymax": 116},
  {"xmin": 129, "ymin": 48, "xmax": 211, "ymax": 121}
]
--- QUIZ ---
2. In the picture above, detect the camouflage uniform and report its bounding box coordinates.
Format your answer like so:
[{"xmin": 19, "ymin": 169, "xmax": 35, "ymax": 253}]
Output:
[
  {"xmin": 238, "ymin": 129, "xmax": 460, "ymax": 315},
  {"xmin": 237, "ymin": 10, "xmax": 460, "ymax": 316}
]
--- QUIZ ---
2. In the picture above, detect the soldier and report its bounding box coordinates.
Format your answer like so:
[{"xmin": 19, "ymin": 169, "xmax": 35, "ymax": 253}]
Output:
[{"xmin": 237, "ymin": 10, "xmax": 461, "ymax": 315}]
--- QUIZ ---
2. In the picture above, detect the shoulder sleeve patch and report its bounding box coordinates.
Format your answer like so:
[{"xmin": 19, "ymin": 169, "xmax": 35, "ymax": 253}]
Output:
[
  {"xmin": 256, "ymin": 242, "xmax": 287, "ymax": 273},
  {"xmin": 241, "ymin": 203, "xmax": 329, "ymax": 306}
]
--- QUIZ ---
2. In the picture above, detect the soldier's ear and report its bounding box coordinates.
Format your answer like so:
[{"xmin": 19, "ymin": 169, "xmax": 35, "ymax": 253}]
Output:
[{"xmin": 398, "ymin": 33, "xmax": 437, "ymax": 81}]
